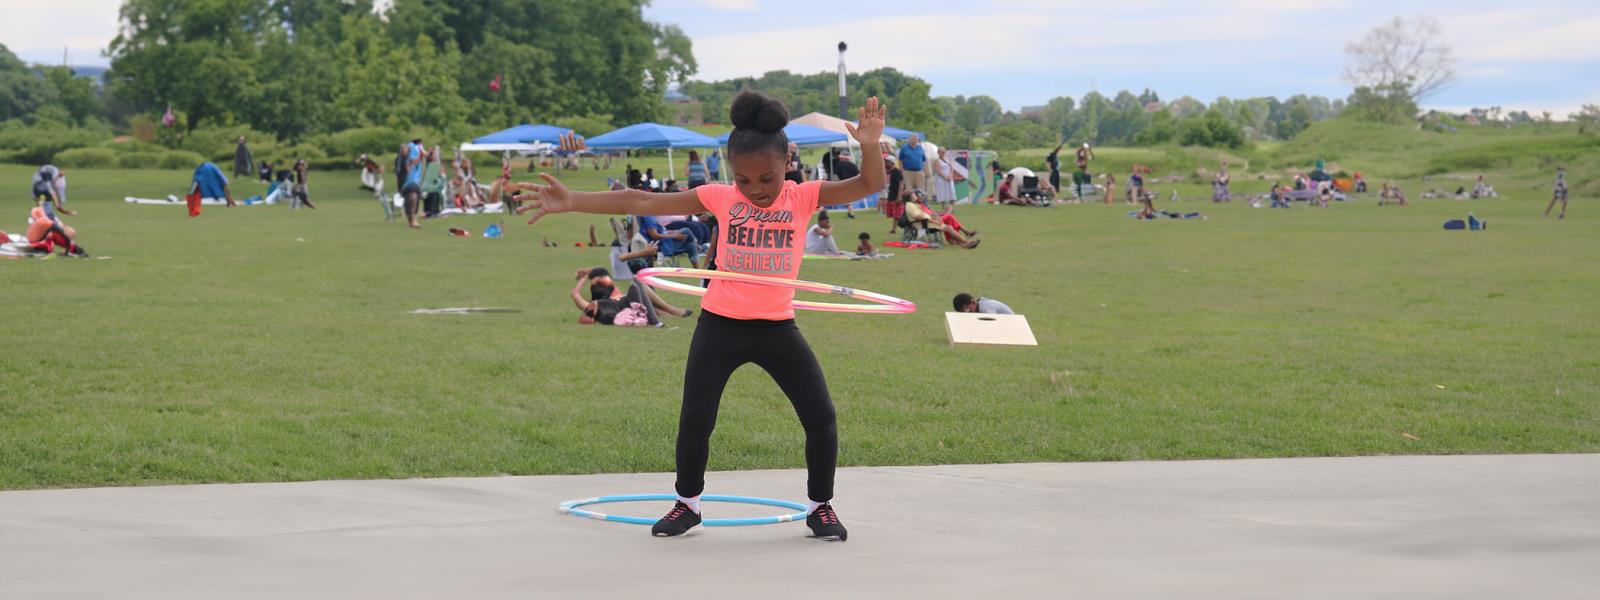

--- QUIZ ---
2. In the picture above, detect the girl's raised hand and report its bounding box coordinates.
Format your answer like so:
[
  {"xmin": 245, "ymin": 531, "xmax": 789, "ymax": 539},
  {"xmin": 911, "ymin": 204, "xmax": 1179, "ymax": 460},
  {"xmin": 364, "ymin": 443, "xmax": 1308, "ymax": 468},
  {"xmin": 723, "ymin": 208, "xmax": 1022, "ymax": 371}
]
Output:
[
  {"xmin": 512, "ymin": 174, "xmax": 573, "ymax": 225},
  {"xmin": 844, "ymin": 96, "xmax": 886, "ymax": 146}
]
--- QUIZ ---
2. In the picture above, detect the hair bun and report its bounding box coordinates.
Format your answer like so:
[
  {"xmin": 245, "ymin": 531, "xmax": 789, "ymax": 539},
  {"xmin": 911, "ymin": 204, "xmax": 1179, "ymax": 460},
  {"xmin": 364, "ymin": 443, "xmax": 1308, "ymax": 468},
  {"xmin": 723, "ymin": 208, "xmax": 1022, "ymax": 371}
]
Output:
[{"xmin": 729, "ymin": 90, "xmax": 789, "ymax": 134}]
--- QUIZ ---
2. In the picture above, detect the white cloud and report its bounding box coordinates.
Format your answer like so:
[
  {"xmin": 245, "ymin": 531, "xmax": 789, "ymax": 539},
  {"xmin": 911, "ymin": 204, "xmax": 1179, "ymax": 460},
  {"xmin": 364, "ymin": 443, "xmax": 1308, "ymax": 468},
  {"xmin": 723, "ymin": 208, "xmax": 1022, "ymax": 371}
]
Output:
[
  {"xmin": 1441, "ymin": 11, "xmax": 1600, "ymax": 62},
  {"xmin": 703, "ymin": 0, "xmax": 760, "ymax": 9},
  {"xmin": 1, "ymin": 0, "xmax": 122, "ymax": 64}
]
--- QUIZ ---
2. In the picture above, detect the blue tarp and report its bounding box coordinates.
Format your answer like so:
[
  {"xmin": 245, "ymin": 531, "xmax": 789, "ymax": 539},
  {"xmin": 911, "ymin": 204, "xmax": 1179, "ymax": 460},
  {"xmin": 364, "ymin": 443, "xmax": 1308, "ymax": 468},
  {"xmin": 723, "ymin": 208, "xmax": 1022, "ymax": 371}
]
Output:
[
  {"xmin": 715, "ymin": 123, "xmax": 848, "ymax": 147},
  {"xmin": 471, "ymin": 124, "xmax": 573, "ymax": 146},
  {"xmin": 586, "ymin": 123, "xmax": 719, "ymax": 150}
]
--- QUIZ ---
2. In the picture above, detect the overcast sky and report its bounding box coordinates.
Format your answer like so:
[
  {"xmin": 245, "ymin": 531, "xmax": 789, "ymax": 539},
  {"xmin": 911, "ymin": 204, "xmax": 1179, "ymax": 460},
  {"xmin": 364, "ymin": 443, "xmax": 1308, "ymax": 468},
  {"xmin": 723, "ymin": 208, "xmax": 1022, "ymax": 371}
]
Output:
[{"xmin": 5, "ymin": 0, "xmax": 1595, "ymax": 116}]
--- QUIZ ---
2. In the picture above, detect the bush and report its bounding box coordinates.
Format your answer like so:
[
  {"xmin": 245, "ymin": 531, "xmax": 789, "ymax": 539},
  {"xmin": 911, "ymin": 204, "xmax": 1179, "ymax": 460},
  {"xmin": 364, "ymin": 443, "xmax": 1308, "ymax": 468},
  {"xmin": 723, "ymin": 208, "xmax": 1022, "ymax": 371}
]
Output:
[
  {"xmin": 0, "ymin": 125, "xmax": 110, "ymax": 164},
  {"xmin": 309, "ymin": 127, "xmax": 407, "ymax": 160},
  {"xmin": 53, "ymin": 147, "xmax": 118, "ymax": 168},
  {"xmin": 159, "ymin": 150, "xmax": 208, "ymax": 170},
  {"xmin": 117, "ymin": 152, "xmax": 166, "ymax": 169},
  {"xmin": 178, "ymin": 125, "xmax": 279, "ymax": 163},
  {"xmin": 104, "ymin": 138, "xmax": 169, "ymax": 155}
]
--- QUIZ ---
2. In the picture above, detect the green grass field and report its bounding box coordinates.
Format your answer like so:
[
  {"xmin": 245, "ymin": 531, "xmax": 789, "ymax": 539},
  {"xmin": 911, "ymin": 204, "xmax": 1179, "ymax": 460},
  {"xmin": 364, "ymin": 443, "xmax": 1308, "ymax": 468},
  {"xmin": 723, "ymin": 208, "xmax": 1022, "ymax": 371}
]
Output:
[{"xmin": 2, "ymin": 130, "xmax": 1597, "ymax": 490}]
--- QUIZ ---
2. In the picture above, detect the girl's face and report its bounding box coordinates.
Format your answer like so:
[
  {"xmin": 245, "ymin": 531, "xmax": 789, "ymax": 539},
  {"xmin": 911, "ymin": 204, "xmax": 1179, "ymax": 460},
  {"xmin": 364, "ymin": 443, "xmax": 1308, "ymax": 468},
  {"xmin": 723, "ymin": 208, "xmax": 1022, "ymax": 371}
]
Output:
[{"xmin": 729, "ymin": 150, "xmax": 785, "ymax": 207}]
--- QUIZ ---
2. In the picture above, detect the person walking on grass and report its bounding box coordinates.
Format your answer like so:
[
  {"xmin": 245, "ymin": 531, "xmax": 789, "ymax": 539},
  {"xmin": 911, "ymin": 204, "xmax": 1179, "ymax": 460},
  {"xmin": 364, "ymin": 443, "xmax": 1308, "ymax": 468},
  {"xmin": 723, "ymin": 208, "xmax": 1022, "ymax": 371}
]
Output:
[
  {"xmin": 401, "ymin": 138, "xmax": 424, "ymax": 228},
  {"xmin": 290, "ymin": 159, "xmax": 315, "ymax": 210},
  {"xmin": 514, "ymin": 90, "xmax": 893, "ymax": 542},
  {"xmin": 1545, "ymin": 166, "xmax": 1568, "ymax": 219},
  {"xmin": 1046, "ymin": 141, "xmax": 1063, "ymax": 197}
]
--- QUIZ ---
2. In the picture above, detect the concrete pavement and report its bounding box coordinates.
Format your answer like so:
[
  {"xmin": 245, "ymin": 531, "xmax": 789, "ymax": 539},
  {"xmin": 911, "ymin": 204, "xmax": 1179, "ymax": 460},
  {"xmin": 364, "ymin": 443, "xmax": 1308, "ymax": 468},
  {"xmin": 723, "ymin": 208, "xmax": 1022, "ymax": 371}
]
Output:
[{"xmin": 2, "ymin": 454, "xmax": 1596, "ymax": 599}]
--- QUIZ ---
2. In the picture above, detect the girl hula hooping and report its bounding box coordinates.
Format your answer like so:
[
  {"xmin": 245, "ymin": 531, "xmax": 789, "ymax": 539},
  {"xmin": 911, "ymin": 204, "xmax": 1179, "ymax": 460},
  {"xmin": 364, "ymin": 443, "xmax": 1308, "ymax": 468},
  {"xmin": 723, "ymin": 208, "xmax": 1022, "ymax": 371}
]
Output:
[{"xmin": 515, "ymin": 91, "xmax": 888, "ymax": 541}]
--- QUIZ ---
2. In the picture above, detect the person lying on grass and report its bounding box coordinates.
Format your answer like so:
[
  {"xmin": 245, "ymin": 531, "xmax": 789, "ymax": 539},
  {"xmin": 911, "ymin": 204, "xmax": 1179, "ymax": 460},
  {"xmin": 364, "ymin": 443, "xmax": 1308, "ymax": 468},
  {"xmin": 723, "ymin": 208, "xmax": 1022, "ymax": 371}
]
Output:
[
  {"xmin": 953, "ymin": 292, "xmax": 1013, "ymax": 315},
  {"xmin": 571, "ymin": 267, "xmax": 692, "ymax": 326}
]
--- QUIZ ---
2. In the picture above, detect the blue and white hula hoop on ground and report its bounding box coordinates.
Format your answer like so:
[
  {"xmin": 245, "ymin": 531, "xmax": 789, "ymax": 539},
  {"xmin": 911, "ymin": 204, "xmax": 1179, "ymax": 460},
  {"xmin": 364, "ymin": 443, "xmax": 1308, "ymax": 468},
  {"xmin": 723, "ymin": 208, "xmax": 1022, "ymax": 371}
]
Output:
[{"xmin": 558, "ymin": 494, "xmax": 808, "ymax": 527}]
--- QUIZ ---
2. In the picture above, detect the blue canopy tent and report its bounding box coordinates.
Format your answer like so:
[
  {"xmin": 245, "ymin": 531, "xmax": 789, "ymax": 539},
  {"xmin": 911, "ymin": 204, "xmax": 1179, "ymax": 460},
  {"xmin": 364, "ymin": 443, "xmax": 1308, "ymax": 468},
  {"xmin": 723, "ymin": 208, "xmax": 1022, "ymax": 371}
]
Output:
[
  {"xmin": 470, "ymin": 124, "xmax": 572, "ymax": 146},
  {"xmin": 586, "ymin": 122, "xmax": 720, "ymax": 176},
  {"xmin": 881, "ymin": 126, "xmax": 926, "ymax": 142},
  {"xmin": 714, "ymin": 123, "xmax": 847, "ymax": 147}
]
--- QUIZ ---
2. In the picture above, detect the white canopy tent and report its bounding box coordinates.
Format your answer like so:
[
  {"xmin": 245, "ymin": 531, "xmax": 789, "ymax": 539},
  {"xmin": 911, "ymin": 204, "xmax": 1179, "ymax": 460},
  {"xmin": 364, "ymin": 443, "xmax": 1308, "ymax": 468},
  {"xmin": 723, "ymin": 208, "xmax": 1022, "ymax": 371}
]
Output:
[{"xmin": 790, "ymin": 112, "xmax": 896, "ymax": 145}]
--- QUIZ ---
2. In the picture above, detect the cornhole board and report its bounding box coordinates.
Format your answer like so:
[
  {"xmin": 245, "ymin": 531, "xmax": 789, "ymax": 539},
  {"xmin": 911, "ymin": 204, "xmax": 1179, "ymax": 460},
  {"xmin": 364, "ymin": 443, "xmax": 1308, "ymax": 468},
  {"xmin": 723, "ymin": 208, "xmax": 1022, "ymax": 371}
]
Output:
[{"xmin": 944, "ymin": 312, "xmax": 1038, "ymax": 347}]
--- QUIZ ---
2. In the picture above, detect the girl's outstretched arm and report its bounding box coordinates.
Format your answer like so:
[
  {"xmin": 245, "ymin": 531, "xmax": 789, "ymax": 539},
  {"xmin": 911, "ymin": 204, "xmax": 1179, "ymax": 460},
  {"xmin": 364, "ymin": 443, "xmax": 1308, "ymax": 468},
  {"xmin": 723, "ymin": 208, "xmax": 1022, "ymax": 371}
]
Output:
[
  {"xmin": 515, "ymin": 174, "xmax": 704, "ymax": 224},
  {"xmin": 820, "ymin": 97, "xmax": 888, "ymax": 207}
]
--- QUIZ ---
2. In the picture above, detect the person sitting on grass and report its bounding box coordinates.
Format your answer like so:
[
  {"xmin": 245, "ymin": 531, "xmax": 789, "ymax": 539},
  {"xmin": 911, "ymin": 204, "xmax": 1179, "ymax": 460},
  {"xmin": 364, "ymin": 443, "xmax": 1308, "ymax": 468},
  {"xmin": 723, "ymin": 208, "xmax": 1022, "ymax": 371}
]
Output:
[
  {"xmin": 631, "ymin": 214, "xmax": 703, "ymax": 268},
  {"xmin": 952, "ymin": 292, "xmax": 1013, "ymax": 315},
  {"xmin": 806, "ymin": 211, "xmax": 850, "ymax": 252},
  {"xmin": 1472, "ymin": 174, "xmax": 1496, "ymax": 199},
  {"xmin": 1378, "ymin": 183, "xmax": 1408, "ymax": 207},
  {"xmin": 15, "ymin": 204, "xmax": 87, "ymax": 256},
  {"xmin": 905, "ymin": 191, "xmax": 981, "ymax": 249},
  {"xmin": 1270, "ymin": 182, "xmax": 1291, "ymax": 208},
  {"xmin": 805, "ymin": 211, "xmax": 842, "ymax": 255},
  {"xmin": 996, "ymin": 177, "xmax": 1034, "ymax": 206},
  {"xmin": 856, "ymin": 231, "xmax": 875, "ymax": 256},
  {"xmin": 488, "ymin": 156, "xmax": 517, "ymax": 211},
  {"xmin": 357, "ymin": 154, "xmax": 391, "ymax": 221},
  {"xmin": 572, "ymin": 267, "xmax": 692, "ymax": 326},
  {"xmin": 1128, "ymin": 166, "xmax": 1147, "ymax": 206}
]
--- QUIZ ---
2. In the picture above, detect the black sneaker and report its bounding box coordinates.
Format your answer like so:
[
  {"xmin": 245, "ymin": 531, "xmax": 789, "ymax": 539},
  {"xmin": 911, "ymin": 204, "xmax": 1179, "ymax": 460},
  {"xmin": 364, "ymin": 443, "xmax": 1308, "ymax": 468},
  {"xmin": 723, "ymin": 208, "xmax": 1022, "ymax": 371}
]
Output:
[
  {"xmin": 806, "ymin": 503, "xmax": 848, "ymax": 541},
  {"xmin": 651, "ymin": 501, "xmax": 701, "ymax": 537}
]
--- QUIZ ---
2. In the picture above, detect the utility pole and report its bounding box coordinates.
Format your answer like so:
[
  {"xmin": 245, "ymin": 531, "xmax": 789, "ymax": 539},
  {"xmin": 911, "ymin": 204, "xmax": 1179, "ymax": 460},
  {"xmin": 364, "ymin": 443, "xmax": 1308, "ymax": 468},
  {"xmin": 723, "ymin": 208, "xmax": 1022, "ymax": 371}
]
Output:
[{"xmin": 837, "ymin": 41, "xmax": 848, "ymax": 120}]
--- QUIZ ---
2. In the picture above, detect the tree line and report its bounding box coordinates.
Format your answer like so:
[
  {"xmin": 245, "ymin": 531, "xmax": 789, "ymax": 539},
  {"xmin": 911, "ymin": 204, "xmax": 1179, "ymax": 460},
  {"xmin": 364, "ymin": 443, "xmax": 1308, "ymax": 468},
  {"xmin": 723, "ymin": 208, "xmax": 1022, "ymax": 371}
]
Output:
[
  {"xmin": 685, "ymin": 70, "xmax": 1349, "ymax": 151},
  {"xmin": 6, "ymin": 0, "xmax": 694, "ymax": 141}
]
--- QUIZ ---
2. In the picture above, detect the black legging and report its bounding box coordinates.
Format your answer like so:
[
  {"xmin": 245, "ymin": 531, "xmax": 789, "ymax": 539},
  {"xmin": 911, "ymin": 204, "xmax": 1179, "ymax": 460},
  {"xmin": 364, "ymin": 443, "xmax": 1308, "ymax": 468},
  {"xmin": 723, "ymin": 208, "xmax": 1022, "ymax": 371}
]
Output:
[{"xmin": 677, "ymin": 310, "xmax": 836, "ymax": 502}]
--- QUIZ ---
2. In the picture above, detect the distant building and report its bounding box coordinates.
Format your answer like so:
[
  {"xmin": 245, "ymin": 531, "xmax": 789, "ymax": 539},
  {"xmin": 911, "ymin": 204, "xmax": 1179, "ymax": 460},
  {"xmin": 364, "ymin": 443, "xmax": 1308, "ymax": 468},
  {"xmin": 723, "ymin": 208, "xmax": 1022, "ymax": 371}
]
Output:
[
  {"xmin": 1019, "ymin": 105, "xmax": 1045, "ymax": 118},
  {"xmin": 664, "ymin": 88, "xmax": 703, "ymax": 126}
]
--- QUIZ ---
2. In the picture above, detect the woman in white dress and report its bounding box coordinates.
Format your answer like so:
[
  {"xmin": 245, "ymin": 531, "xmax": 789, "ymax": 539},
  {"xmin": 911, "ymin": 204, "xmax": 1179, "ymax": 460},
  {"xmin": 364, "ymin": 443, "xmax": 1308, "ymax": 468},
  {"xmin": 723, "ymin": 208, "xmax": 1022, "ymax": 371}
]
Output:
[{"xmin": 933, "ymin": 148, "xmax": 957, "ymax": 210}]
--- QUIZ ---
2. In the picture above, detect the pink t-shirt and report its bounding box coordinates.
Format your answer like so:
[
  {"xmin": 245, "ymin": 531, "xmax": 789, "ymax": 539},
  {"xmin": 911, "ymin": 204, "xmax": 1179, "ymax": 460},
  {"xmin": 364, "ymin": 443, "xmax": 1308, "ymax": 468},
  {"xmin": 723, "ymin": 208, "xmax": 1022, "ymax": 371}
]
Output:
[{"xmin": 696, "ymin": 180, "xmax": 822, "ymax": 321}]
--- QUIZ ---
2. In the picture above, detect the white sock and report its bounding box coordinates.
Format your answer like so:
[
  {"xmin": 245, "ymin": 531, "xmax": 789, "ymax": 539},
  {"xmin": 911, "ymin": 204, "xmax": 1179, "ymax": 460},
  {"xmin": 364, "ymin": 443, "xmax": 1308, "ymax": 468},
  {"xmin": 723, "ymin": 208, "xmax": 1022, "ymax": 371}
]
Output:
[
  {"xmin": 677, "ymin": 495, "xmax": 701, "ymax": 514},
  {"xmin": 807, "ymin": 499, "xmax": 831, "ymax": 515}
]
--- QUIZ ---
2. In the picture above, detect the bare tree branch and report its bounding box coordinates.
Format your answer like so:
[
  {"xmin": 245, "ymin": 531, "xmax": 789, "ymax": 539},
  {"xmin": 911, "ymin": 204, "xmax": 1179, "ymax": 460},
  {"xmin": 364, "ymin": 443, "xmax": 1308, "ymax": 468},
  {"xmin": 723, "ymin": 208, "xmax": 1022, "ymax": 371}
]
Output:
[{"xmin": 1343, "ymin": 15, "xmax": 1458, "ymax": 101}]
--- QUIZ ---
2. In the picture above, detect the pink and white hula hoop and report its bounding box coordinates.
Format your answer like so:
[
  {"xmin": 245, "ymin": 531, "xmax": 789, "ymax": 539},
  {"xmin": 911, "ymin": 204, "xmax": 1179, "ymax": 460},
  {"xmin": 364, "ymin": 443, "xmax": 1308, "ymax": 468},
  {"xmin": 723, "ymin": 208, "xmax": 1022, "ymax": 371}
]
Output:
[{"xmin": 635, "ymin": 267, "xmax": 916, "ymax": 315}]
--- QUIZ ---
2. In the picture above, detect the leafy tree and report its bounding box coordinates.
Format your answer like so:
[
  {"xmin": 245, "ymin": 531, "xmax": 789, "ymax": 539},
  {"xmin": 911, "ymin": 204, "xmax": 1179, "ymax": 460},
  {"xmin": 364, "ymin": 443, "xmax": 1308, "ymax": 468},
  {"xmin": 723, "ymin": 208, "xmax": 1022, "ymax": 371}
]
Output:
[
  {"xmin": 1040, "ymin": 96, "xmax": 1075, "ymax": 140},
  {"xmin": 1277, "ymin": 98, "xmax": 1313, "ymax": 139},
  {"xmin": 39, "ymin": 67, "xmax": 103, "ymax": 127},
  {"xmin": 894, "ymin": 80, "xmax": 942, "ymax": 136},
  {"xmin": 0, "ymin": 44, "xmax": 58, "ymax": 122},
  {"xmin": 107, "ymin": 0, "xmax": 276, "ymax": 131},
  {"xmin": 1134, "ymin": 109, "xmax": 1176, "ymax": 146},
  {"xmin": 1344, "ymin": 82, "xmax": 1418, "ymax": 125},
  {"xmin": 1574, "ymin": 104, "xmax": 1599, "ymax": 134}
]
